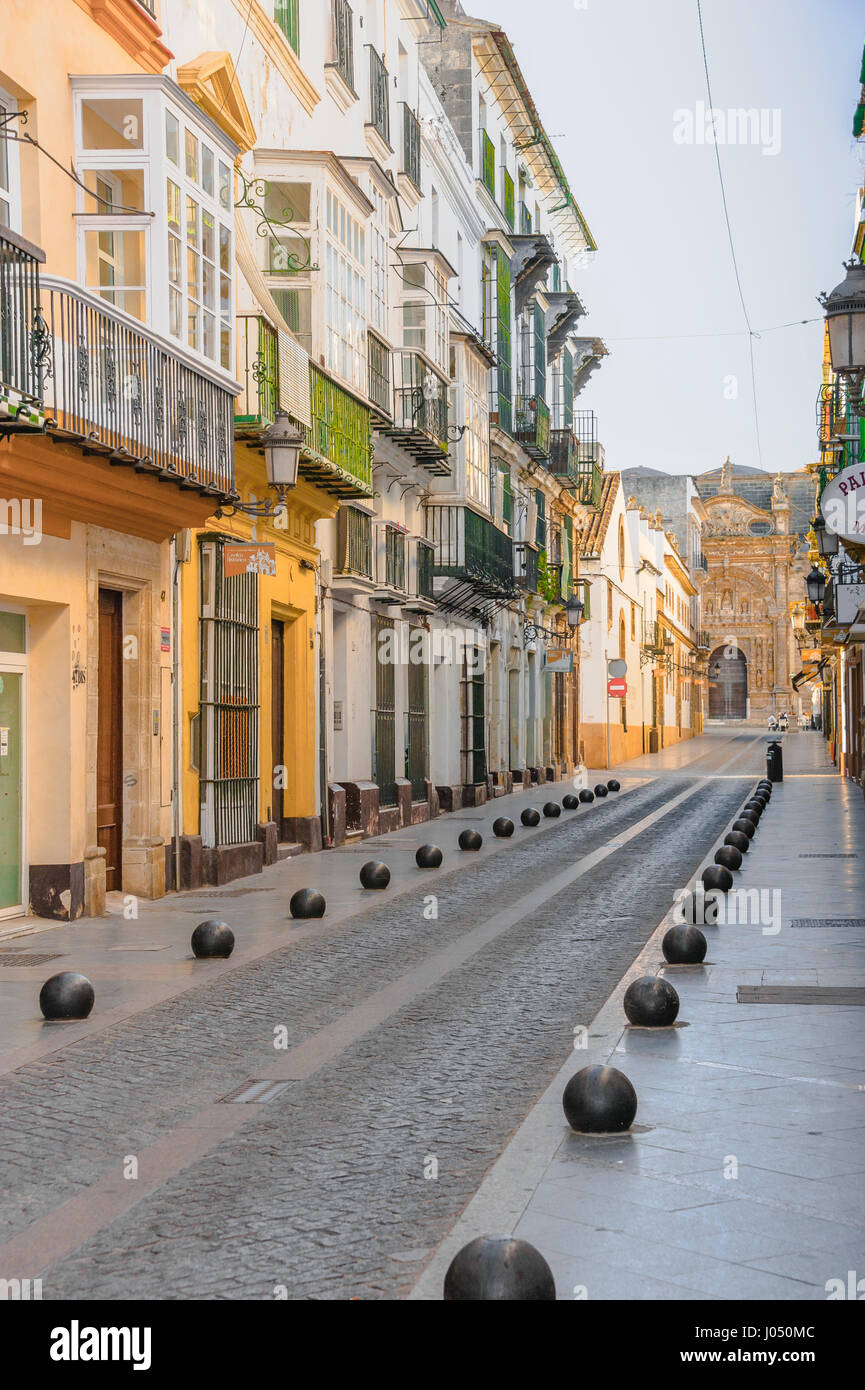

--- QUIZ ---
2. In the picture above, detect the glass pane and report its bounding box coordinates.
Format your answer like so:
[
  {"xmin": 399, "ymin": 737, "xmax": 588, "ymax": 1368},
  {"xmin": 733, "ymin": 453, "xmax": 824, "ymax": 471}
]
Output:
[
  {"xmin": 0, "ymin": 611, "xmax": 26, "ymax": 653},
  {"xmin": 85, "ymin": 229, "xmax": 146, "ymax": 294},
  {"xmin": 264, "ymin": 181, "xmax": 310, "ymax": 224},
  {"xmin": 81, "ymin": 98, "xmax": 144, "ymax": 150},
  {"xmin": 201, "ymin": 146, "xmax": 214, "ymax": 196},
  {"xmin": 218, "ymin": 161, "xmax": 231, "ymax": 210},
  {"xmin": 0, "ymin": 196, "xmax": 9, "ymax": 229},
  {"xmin": 168, "ymin": 233, "xmax": 182, "ymax": 285},
  {"xmin": 187, "ymin": 248, "xmax": 200, "ymax": 299},
  {"xmin": 220, "ymin": 273, "xmax": 230, "ymax": 313},
  {"xmin": 219, "ymin": 224, "xmax": 231, "ymax": 272},
  {"xmin": 185, "ymin": 130, "xmax": 199, "ymax": 183},
  {"xmin": 188, "ymin": 303, "xmax": 198, "ymax": 349},
  {"xmin": 201, "ymin": 209, "xmax": 215, "ymax": 262},
  {"xmin": 165, "ymin": 110, "xmax": 179, "ymax": 164},
  {"xmin": 203, "ymin": 311, "xmax": 215, "ymax": 359},
  {"xmin": 166, "ymin": 179, "xmax": 181, "ymax": 230},
  {"xmin": 169, "ymin": 287, "xmax": 182, "ymax": 338},
  {"xmin": 220, "ymin": 324, "xmax": 231, "ymax": 370},
  {"xmin": 186, "ymin": 195, "xmax": 199, "ymax": 246},
  {"xmin": 82, "ymin": 168, "xmax": 145, "ymax": 212},
  {"xmin": 202, "ymin": 260, "xmax": 215, "ymax": 308}
]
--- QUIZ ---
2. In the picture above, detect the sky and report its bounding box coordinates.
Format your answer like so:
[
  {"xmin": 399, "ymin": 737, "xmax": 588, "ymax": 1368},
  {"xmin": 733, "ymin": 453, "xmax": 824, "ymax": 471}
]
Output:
[{"xmin": 484, "ymin": 0, "xmax": 864, "ymax": 478}]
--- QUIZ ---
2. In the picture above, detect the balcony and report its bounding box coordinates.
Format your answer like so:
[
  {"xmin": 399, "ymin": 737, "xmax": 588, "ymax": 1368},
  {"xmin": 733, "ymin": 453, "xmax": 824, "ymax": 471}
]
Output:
[
  {"xmin": 236, "ymin": 314, "xmax": 372, "ymax": 499},
  {"xmin": 4, "ymin": 273, "xmax": 235, "ymax": 499},
  {"xmin": 548, "ymin": 427, "xmax": 579, "ymax": 484},
  {"xmin": 514, "ymin": 540, "xmax": 540, "ymax": 593},
  {"xmin": 374, "ymin": 522, "xmax": 407, "ymax": 601},
  {"xmin": 383, "ymin": 349, "xmax": 451, "ymax": 473},
  {"xmin": 0, "ymin": 227, "xmax": 46, "ymax": 428},
  {"xmin": 329, "ymin": 0, "xmax": 355, "ymax": 92},
  {"xmin": 402, "ymin": 105, "xmax": 422, "ymax": 191},
  {"xmin": 696, "ymin": 629, "xmax": 711, "ymax": 650},
  {"xmin": 404, "ymin": 537, "xmax": 436, "ymax": 613},
  {"xmin": 334, "ymin": 504, "xmax": 374, "ymax": 592},
  {"xmin": 425, "ymin": 504, "xmax": 515, "ymax": 599},
  {"xmin": 538, "ymin": 556, "xmax": 563, "ymax": 605},
  {"xmin": 366, "ymin": 46, "xmax": 391, "ymax": 153},
  {"xmin": 514, "ymin": 395, "xmax": 551, "ymax": 461},
  {"xmin": 642, "ymin": 618, "xmax": 666, "ymax": 652}
]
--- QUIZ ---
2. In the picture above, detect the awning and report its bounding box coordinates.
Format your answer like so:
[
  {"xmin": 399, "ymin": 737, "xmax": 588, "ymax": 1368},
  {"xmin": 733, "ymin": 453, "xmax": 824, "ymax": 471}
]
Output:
[{"xmin": 792, "ymin": 660, "xmax": 827, "ymax": 690}]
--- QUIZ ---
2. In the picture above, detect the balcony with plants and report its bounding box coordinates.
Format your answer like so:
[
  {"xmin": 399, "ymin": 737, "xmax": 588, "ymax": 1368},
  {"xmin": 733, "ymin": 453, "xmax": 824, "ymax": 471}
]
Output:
[{"xmin": 424, "ymin": 503, "xmax": 515, "ymax": 603}]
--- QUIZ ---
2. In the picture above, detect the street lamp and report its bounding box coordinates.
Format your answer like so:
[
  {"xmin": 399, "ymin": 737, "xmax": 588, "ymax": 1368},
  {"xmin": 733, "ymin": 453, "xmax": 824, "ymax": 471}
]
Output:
[
  {"xmin": 819, "ymin": 258, "xmax": 865, "ymax": 416},
  {"xmin": 218, "ymin": 410, "xmax": 304, "ymax": 518},
  {"xmin": 812, "ymin": 510, "xmax": 839, "ymax": 559},
  {"xmin": 565, "ymin": 593, "xmax": 585, "ymax": 627},
  {"xmin": 805, "ymin": 565, "xmax": 827, "ymax": 605}
]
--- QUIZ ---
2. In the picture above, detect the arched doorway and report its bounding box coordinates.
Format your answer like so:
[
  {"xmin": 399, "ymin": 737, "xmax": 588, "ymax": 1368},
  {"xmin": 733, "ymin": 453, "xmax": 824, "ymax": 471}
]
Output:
[{"xmin": 708, "ymin": 646, "xmax": 747, "ymax": 719}]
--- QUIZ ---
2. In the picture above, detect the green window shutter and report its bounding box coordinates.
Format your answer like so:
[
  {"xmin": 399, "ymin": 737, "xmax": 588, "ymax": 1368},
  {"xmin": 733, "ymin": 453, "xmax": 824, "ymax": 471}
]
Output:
[
  {"xmin": 562, "ymin": 517, "xmax": 572, "ymax": 596},
  {"xmin": 535, "ymin": 488, "xmax": 546, "ymax": 549},
  {"xmin": 496, "ymin": 250, "xmax": 512, "ymax": 431},
  {"xmin": 534, "ymin": 299, "xmax": 546, "ymax": 402},
  {"xmin": 503, "ymin": 169, "xmax": 515, "ymax": 229},
  {"xmin": 563, "ymin": 346, "xmax": 574, "ymax": 429},
  {"xmin": 481, "ymin": 131, "xmax": 495, "ymax": 197},
  {"xmin": 274, "ymin": 0, "xmax": 300, "ymax": 54}
]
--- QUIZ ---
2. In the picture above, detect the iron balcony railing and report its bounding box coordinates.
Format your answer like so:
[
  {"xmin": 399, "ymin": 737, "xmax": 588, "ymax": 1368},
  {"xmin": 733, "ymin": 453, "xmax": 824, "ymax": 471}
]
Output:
[
  {"xmin": 514, "ymin": 395, "xmax": 551, "ymax": 460},
  {"xmin": 236, "ymin": 313, "xmax": 279, "ymax": 426},
  {"xmin": 37, "ymin": 277, "xmax": 234, "ymax": 494},
  {"xmin": 0, "ymin": 226, "xmax": 46, "ymax": 411},
  {"xmin": 425, "ymin": 504, "xmax": 514, "ymax": 594},
  {"xmin": 335, "ymin": 505, "xmax": 373, "ymax": 579},
  {"xmin": 642, "ymin": 618, "xmax": 665, "ymax": 651},
  {"xmin": 696, "ymin": 629, "xmax": 711, "ymax": 650},
  {"xmin": 368, "ymin": 46, "xmax": 390, "ymax": 146},
  {"xmin": 367, "ymin": 332, "xmax": 391, "ymax": 418},
  {"xmin": 416, "ymin": 538, "xmax": 435, "ymax": 602},
  {"xmin": 390, "ymin": 349, "xmax": 450, "ymax": 467},
  {"xmin": 379, "ymin": 523, "xmax": 407, "ymax": 592},
  {"xmin": 402, "ymin": 105, "xmax": 421, "ymax": 190},
  {"xmin": 306, "ymin": 363, "xmax": 373, "ymax": 491},
  {"xmin": 694, "ymin": 552, "xmax": 709, "ymax": 574},
  {"xmin": 548, "ymin": 427, "xmax": 579, "ymax": 484},
  {"xmin": 514, "ymin": 540, "xmax": 539, "ymax": 593},
  {"xmin": 574, "ymin": 458, "xmax": 603, "ymax": 509},
  {"xmin": 331, "ymin": 0, "xmax": 355, "ymax": 90}
]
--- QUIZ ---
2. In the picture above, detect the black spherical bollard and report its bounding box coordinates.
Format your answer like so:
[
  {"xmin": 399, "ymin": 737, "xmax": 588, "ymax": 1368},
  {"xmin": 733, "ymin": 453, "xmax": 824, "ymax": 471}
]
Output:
[
  {"xmin": 360, "ymin": 860, "xmax": 390, "ymax": 889},
  {"xmin": 739, "ymin": 810, "xmax": 760, "ymax": 830},
  {"xmin": 702, "ymin": 864, "xmax": 734, "ymax": 893},
  {"xmin": 543, "ymin": 801, "xmax": 561, "ymax": 818},
  {"xmin": 39, "ymin": 972, "xmax": 95, "ymax": 1021},
  {"xmin": 416, "ymin": 844, "xmax": 443, "ymax": 869},
  {"xmin": 579, "ymin": 789, "xmax": 595, "ymax": 804},
  {"xmin": 459, "ymin": 828, "xmax": 483, "ymax": 851},
  {"xmin": 521, "ymin": 807, "xmax": 541, "ymax": 827},
  {"xmin": 662, "ymin": 922, "xmax": 707, "ymax": 964},
  {"xmin": 493, "ymin": 817, "xmax": 515, "ymax": 837},
  {"xmin": 607, "ymin": 779, "xmax": 621, "ymax": 792},
  {"xmin": 679, "ymin": 888, "xmax": 723, "ymax": 926},
  {"xmin": 290, "ymin": 888, "xmax": 326, "ymax": 919},
  {"xmin": 443, "ymin": 1235, "xmax": 556, "ymax": 1301},
  {"xmin": 191, "ymin": 919, "xmax": 235, "ymax": 958},
  {"xmin": 624, "ymin": 975, "xmax": 680, "ymax": 1027},
  {"xmin": 732, "ymin": 817, "xmax": 756, "ymax": 840},
  {"xmin": 724, "ymin": 830, "xmax": 750, "ymax": 854},
  {"xmin": 593, "ymin": 783, "xmax": 608, "ymax": 797},
  {"xmin": 757, "ymin": 779, "xmax": 772, "ymax": 791},
  {"xmin": 714, "ymin": 845, "xmax": 742, "ymax": 872},
  {"xmin": 743, "ymin": 801, "xmax": 763, "ymax": 818},
  {"xmin": 562, "ymin": 794, "xmax": 579, "ymax": 810},
  {"xmin": 563, "ymin": 1064, "xmax": 637, "ymax": 1133}
]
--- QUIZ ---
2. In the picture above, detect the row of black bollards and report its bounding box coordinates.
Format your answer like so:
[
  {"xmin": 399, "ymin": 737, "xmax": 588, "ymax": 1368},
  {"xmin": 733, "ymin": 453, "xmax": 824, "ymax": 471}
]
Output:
[{"xmin": 442, "ymin": 774, "xmax": 776, "ymax": 1297}]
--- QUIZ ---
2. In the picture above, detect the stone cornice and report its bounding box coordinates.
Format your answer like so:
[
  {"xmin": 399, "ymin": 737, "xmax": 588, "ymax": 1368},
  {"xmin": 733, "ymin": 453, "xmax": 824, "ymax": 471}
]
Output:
[
  {"xmin": 74, "ymin": 0, "xmax": 173, "ymax": 73},
  {"xmin": 229, "ymin": 0, "xmax": 321, "ymax": 115}
]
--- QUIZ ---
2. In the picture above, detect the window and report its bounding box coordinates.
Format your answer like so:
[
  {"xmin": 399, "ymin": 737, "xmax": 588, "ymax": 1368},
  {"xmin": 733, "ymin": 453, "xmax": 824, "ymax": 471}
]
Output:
[
  {"xmin": 607, "ymin": 580, "xmax": 613, "ymax": 629},
  {"xmin": 368, "ymin": 47, "xmax": 390, "ymax": 144},
  {"xmin": 618, "ymin": 518, "xmax": 625, "ymax": 580},
  {"xmin": 463, "ymin": 347, "xmax": 490, "ymax": 510},
  {"xmin": 325, "ymin": 186, "xmax": 366, "ymax": 391},
  {"xmin": 0, "ymin": 89, "xmax": 21, "ymax": 230},
  {"xmin": 631, "ymin": 603, "xmax": 636, "ymax": 640},
  {"xmin": 274, "ymin": 0, "xmax": 300, "ymax": 54},
  {"xmin": 164, "ymin": 108, "xmax": 233, "ymax": 366},
  {"xmin": 331, "ymin": 0, "xmax": 354, "ymax": 89},
  {"xmin": 77, "ymin": 97, "xmax": 149, "ymax": 323},
  {"xmin": 368, "ymin": 182, "xmax": 388, "ymax": 335}
]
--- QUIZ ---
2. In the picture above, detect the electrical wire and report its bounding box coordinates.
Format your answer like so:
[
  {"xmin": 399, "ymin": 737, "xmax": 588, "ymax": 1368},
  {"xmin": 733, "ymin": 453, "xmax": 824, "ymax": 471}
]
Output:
[
  {"xmin": 695, "ymin": 0, "xmax": 765, "ymax": 469},
  {"xmin": 606, "ymin": 316, "xmax": 822, "ymax": 343}
]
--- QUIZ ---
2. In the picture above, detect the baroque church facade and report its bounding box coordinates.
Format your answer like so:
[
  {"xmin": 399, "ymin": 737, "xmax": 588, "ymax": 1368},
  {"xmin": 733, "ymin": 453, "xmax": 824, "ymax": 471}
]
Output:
[{"xmin": 696, "ymin": 460, "xmax": 814, "ymax": 723}]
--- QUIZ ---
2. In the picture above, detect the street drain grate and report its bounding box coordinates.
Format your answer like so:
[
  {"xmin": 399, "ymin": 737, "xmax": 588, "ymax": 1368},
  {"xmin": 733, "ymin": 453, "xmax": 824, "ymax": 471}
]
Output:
[
  {"xmin": 737, "ymin": 985, "xmax": 865, "ymax": 1005},
  {"xmin": 218, "ymin": 1079, "xmax": 294, "ymax": 1104},
  {"xmin": 791, "ymin": 919, "xmax": 865, "ymax": 930},
  {"xmin": 798, "ymin": 853, "xmax": 858, "ymax": 859},
  {"xmin": 0, "ymin": 953, "xmax": 65, "ymax": 967}
]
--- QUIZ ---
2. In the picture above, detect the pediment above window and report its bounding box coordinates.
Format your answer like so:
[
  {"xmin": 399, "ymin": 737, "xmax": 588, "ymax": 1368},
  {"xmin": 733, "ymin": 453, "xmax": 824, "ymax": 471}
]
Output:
[{"xmin": 176, "ymin": 51, "xmax": 257, "ymax": 155}]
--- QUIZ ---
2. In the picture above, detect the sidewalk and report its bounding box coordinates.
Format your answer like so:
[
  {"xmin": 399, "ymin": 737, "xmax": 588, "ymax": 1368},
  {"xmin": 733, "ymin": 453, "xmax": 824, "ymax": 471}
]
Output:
[{"xmin": 411, "ymin": 735, "xmax": 865, "ymax": 1300}]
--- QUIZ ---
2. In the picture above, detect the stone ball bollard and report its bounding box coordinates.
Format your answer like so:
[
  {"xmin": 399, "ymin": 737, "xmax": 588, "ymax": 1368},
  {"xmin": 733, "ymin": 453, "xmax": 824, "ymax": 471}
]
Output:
[
  {"xmin": 702, "ymin": 864, "xmax": 734, "ymax": 893},
  {"xmin": 443, "ymin": 1235, "xmax": 556, "ymax": 1301},
  {"xmin": 416, "ymin": 844, "xmax": 443, "ymax": 869},
  {"xmin": 743, "ymin": 801, "xmax": 763, "ymax": 819},
  {"xmin": 290, "ymin": 888, "xmax": 326, "ymax": 919},
  {"xmin": 662, "ymin": 922, "xmax": 707, "ymax": 964},
  {"xmin": 739, "ymin": 810, "xmax": 760, "ymax": 830},
  {"xmin": 39, "ymin": 972, "xmax": 95, "ymax": 1021},
  {"xmin": 563, "ymin": 1064, "xmax": 637, "ymax": 1133},
  {"xmin": 679, "ymin": 888, "xmax": 723, "ymax": 925},
  {"xmin": 607, "ymin": 779, "xmax": 621, "ymax": 792},
  {"xmin": 521, "ymin": 807, "xmax": 541, "ymax": 827},
  {"xmin": 459, "ymin": 829, "xmax": 483, "ymax": 851},
  {"xmin": 543, "ymin": 802, "xmax": 561, "ymax": 818},
  {"xmin": 724, "ymin": 830, "xmax": 750, "ymax": 854},
  {"xmin": 624, "ymin": 975, "xmax": 680, "ymax": 1027},
  {"xmin": 360, "ymin": 860, "xmax": 391, "ymax": 889},
  {"xmin": 714, "ymin": 845, "xmax": 742, "ymax": 872},
  {"xmin": 562, "ymin": 794, "xmax": 579, "ymax": 810},
  {"xmin": 732, "ymin": 817, "xmax": 756, "ymax": 840},
  {"xmin": 579, "ymin": 789, "xmax": 595, "ymax": 804},
  {"xmin": 593, "ymin": 784, "xmax": 608, "ymax": 797},
  {"xmin": 493, "ymin": 817, "xmax": 515, "ymax": 837},
  {"xmin": 191, "ymin": 919, "xmax": 235, "ymax": 958}
]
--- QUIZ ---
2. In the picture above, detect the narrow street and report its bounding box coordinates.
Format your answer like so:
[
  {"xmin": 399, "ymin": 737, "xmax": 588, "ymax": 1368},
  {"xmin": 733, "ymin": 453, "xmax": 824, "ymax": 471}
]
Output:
[{"xmin": 0, "ymin": 728, "xmax": 822, "ymax": 1300}]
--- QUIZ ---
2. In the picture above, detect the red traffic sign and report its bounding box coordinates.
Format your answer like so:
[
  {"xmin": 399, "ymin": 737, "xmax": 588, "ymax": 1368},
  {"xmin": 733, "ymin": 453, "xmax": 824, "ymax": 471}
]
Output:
[{"xmin": 607, "ymin": 677, "xmax": 627, "ymax": 698}]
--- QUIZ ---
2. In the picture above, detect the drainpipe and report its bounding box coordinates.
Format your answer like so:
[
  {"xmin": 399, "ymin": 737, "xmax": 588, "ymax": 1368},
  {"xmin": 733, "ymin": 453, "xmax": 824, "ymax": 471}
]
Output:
[{"xmin": 171, "ymin": 534, "xmax": 185, "ymax": 893}]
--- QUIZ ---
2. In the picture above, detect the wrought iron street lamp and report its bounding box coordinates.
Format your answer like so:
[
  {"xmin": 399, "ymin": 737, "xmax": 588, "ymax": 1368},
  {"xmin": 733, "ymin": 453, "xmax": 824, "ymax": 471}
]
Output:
[
  {"xmin": 805, "ymin": 565, "xmax": 827, "ymax": 605},
  {"xmin": 812, "ymin": 510, "xmax": 839, "ymax": 559},
  {"xmin": 819, "ymin": 258, "xmax": 865, "ymax": 417},
  {"xmin": 565, "ymin": 593, "xmax": 585, "ymax": 627},
  {"xmin": 218, "ymin": 411, "xmax": 304, "ymax": 519}
]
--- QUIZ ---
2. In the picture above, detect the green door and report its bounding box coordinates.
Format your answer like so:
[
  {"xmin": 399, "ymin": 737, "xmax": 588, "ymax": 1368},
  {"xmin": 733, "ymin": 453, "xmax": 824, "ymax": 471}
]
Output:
[{"xmin": 0, "ymin": 670, "xmax": 23, "ymax": 911}]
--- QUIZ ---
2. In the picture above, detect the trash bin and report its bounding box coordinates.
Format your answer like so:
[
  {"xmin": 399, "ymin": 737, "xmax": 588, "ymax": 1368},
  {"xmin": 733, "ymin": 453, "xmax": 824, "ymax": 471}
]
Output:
[{"xmin": 766, "ymin": 739, "xmax": 783, "ymax": 783}]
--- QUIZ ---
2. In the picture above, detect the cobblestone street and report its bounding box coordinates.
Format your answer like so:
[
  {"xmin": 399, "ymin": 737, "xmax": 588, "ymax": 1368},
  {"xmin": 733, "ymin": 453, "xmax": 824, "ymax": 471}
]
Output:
[{"xmin": 0, "ymin": 728, "xmax": 819, "ymax": 1301}]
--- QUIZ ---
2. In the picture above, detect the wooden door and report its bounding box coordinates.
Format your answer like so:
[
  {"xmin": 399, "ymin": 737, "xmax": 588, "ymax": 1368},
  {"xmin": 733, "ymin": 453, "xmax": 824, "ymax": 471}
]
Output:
[
  {"xmin": 271, "ymin": 618, "xmax": 285, "ymax": 834},
  {"xmin": 97, "ymin": 588, "xmax": 123, "ymax": 891}
]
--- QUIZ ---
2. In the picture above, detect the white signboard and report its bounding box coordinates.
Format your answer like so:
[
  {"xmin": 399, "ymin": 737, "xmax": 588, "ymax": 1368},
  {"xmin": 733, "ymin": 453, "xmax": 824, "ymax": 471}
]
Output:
[
  {"xmin": 822, "ymin": 462, "xmax": 865, "ymax": 544},
  {"xmin": 836, "ymin": 582, "xmax": 865, "ymax": 625}
]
